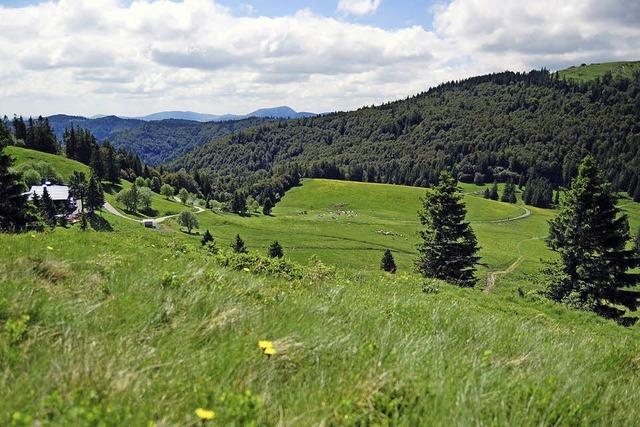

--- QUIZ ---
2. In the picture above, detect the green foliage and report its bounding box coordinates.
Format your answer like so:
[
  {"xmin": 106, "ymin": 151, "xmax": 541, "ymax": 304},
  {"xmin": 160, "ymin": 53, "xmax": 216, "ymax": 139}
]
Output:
[
  {"xmin": 40, "ymin": 187, "xmax": 57, "ymax": 228},
  {"xmin": 177, "ymin": 210, "xmax": 199, "ymax": 234},
  {"xmin": 262, "ymin": 198, "xmax": 273, "ymax": 215},
  {"xmin": 4, "ymin": 314, "xmax": 30, "ymax": 344},
  {"xmin": 267, "ymin": 240, "xmax": 284, "ymax": 258},
  {"xmin": 14, "ymin": 160, "xmax": 63, "ymax": 184},
  {"xmin": 86, "ymin": 173, "xmax": 105, "ymax": 213},
  {"xmin": 115, "ymin": 183, "xmax": 140, "ymax": 213},
  {"xmin": 501, "ymin": 180, "xmax": 517, "ymax": 203},
  {"xmin": 201, "ymin": 229, "xmax": 214, "ymax": 246},
  {"xmin": 231, "ymin": 234, "xmax": 247, "ymax": 253},
  {"xmin": 231, "ymin": 191, "xmax": 248, "ymax": 216},
  {"xmin": 160, "ymin": 183, "xmax": 174, "ymax": 199},
  {"xmin": 0, "ymin": 144, "xmax": 31, "ymax": 232},
  {"xmin": 380, "ymin": 249, "xmax": 397, "ymax": 273},
  {"xmin": 523, "ymin": 177, "xmax": 553, "ymax": 208},
  {"xmin": 6, "ymin": 146, "xmax": 89, "ymax": 181},
  {"xmin": 178, "ymin": 187, "xmax": 189, "ymax": 204},
  {"xmin": 546, "ymin": 157, "xmax": 638, "ymax": 314},
  {"xmin": 488, "ymin": 181, "xmax": 499, "ymax": 200},
  {"xmin": 416, "ymin": 172, "xmax": 480, "ymax": 287}
]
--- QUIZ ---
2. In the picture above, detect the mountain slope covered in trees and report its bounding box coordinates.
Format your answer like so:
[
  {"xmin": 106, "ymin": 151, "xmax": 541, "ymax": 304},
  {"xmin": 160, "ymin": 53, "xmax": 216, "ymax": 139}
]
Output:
[
  {"xmin": 171, "ymin": 69, "xmax": 640, "ymax": 199},
  {"xmin": 46, "ymin": 115, "xmax": 271, "ymax": 166}
]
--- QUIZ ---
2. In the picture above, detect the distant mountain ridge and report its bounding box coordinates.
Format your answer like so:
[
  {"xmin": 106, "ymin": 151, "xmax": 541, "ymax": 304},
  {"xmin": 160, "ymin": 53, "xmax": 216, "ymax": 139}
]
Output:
[{"xmin": 87, "ymin": 106, "xmax": 316, "ymax": 122}]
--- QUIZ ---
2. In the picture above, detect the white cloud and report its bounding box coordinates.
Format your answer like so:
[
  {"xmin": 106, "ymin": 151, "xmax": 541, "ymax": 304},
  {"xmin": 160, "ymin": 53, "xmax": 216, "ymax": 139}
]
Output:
[
  {"xmin": 0, "ymin": 0, "xmax": 638, "ymax": 117},
  {"xmin": 337, "ymin": 0, "xmax": 382, "ymax": 16}
]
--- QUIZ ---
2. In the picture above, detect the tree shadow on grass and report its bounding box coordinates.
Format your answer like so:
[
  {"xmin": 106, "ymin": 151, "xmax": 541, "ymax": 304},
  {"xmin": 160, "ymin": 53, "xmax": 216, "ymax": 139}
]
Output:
[
  {"xmin": 139, "ymin": 207, "xmax": 159, "ymax": 217},
  {"xmin": 88, "ymin": 213, "xmax": 113, "ymax": 232},
  {"xmin": 102, "ymin": 182, "xmax": 123, "ymax": 195}
]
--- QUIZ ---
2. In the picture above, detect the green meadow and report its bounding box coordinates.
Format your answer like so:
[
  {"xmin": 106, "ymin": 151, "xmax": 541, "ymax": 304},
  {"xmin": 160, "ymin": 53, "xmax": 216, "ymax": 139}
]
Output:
[
  {"xmin": 3, "ymin": 148, "xmax": 640, "ymax": 425},
  {"xmin": 557, "ymin": 61, "xmax": 640, "ymax": 82}
]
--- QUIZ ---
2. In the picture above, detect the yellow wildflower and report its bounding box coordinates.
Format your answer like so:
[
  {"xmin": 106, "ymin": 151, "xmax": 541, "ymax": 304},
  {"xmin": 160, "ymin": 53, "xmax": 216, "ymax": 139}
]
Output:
[
  {"xmin": 31, "ymin": 234, "xmax": 36, "ymax": 238},
  {"xmin": 242, "ymin": 267, "xmax": 250, "ymax": 272},
  {"xmin": 258, "ymin": 340, "xmax": 272, "ymax": 350},
  {"xmin": 264, "ymin": 346, "xmax": 277, "ymax": 356},
  {"xmin": 47, "ymin": 246, "xmax": 53, "ymax": 251},
  {"xmin": 195, "ymin": 408, "xmax": 215, "ymax": 420}
]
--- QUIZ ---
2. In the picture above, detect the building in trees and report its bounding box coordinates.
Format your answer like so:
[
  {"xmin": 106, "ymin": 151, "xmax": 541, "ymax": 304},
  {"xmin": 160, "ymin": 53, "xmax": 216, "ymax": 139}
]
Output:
[
  {"xmin": 416, "ymin": 171, "xmax": 480, "ymax": 287},
  {"xmin": 546, "ymin": 157, "xmax": 639, "ymax": 315}
]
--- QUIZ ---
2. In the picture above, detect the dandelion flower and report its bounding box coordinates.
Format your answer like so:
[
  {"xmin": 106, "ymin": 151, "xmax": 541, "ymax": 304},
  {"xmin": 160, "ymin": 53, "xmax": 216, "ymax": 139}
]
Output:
[
  {"xmin": 195, "ymin": 408, "xmax": 215, "ymax": 421},
  {"xmin": 264, "ymin": 346, "xmax": 277, "ymax": 356},
  {"xmin": 31, "ymin": 234, "xmax": 36, "ymax": 238},
  {"xmin": 243, "ymin": 267, "xmax": 250, "ymax": 272},
  {"xmin": 47, "ymin": 246, "xmax": 53, "ymax": 251},
  {"xmin": 258, "ymin": 340, "xmax": 272, "ymax": 350}
]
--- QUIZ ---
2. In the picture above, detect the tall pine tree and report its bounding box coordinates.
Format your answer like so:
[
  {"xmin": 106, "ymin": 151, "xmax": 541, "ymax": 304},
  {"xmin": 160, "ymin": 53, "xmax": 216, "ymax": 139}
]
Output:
[
  {"xmin": 0, "ymin": 141, "xmax": 31, "ymax": 231},
  {"xmin": 546, "ymin": 157, "xmax": 639, "ymax": 312},
  {"xmin": 86, "ymin": 173, "xmax": 105, "ymax": 214},
  {"xmin": 416, "ymin": 171, "xmax": 480, "ymax": 287}
]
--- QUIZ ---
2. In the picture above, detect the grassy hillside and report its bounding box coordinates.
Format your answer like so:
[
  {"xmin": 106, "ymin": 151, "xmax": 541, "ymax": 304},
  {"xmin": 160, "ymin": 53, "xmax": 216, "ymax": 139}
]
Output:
[
  {"xmin": 3, "ymin": 182, "xmax": 640, "ymax": 425},
  {"xmin": 4, "ymin": 149, "xmax": 640, "ymax": 424},
  {"xmin": 6, "ymin": 146, "xmax": 90, "ymax": 180},
  {"xmin": 558, "ymin": 61, "xmax": 640, "ymax": 82}
]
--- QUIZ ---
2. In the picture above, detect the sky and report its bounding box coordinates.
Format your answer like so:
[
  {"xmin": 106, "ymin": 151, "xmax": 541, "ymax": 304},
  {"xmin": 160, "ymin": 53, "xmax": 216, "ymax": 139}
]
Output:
[{"xmin": 0, "ymin": 0, "xmax": 638, "ymax": 117}]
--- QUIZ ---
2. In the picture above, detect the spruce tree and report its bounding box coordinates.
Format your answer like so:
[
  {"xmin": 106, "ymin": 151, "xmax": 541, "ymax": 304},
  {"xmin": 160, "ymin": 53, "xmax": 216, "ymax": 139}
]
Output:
[
  {"xmin": 500, "ymin": 180, "xmax": 517, "ymax": 203},
  {"xmin": 546, "ymin": 157, "xmax": 639, "ymax": 312},
  {"xmin": 268, "ymin": 241, "xmax": 284, "ymax": 258},
  {"xmin": 232, "ymin": 234, "xmax": 247, "ymax": 253},
  {"xmin": 416, "ymin": 171, "xmax": 480, "ymax": 287},
  {"xmin": 380, "ymin": 249, "xmax": 397, "ymax": 273},
  {"xmin": 69, "ymin": 171, "xmax": 87, "ymax": 213},
  {"xmin": 86, "ymin": 173, "xmax": 105, "ymax": 214},
  {"xmin": 262, "ymin": 198, "xmax": 273, "ymax": 216},
  {"xmin": 489, "ymin": 181, "xmax": 499, "ymax": 200},
  {"xmin": 0, "ymin": 142, "xmax": 31, "ymax": 232},
  {"xmin": 41, "ymin": 187, "xmax": 57, "ymax": 228},
  {"xmin": 231, "ymin": 191, "xmax": 248, "ymax": 216},
  {"xmin": 201, "ymin": 229, "xmax": 214, "ymax": 246}
]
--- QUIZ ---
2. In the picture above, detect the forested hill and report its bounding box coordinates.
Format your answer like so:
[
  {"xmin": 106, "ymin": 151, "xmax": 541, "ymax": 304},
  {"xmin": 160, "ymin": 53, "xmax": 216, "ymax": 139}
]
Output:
[
  {"xmin": 47, "ymin": 115, "xmax": 270, "ymax": 166},
  {"xmin": 171, "ymin": 69, "xmax": 640, "ymax": 196}
]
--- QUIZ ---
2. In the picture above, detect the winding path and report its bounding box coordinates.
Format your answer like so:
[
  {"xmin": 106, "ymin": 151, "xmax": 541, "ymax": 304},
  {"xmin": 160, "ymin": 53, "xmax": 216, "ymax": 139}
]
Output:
[
  {"xmin": 103, "ymin": 201, "xmax": 205, "ymax": 224},
  {"xmin": 484, "ymin": 257, "xmax": 524, "ymax": 292},
  {"xmin": 484, "ymin": 235, "xmax": 546, "ymax": 292},
  {"xmin": 474, "ymin": 206, "xmax": 532, "ymax": 224}
]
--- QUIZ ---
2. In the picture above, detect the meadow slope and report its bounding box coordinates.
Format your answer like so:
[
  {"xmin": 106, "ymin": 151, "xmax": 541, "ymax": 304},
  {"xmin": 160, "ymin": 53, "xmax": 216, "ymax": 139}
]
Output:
[{"xmin": 3, "ymin": 150, "xmax": 640, "ymax": 425}]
